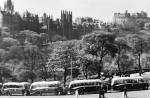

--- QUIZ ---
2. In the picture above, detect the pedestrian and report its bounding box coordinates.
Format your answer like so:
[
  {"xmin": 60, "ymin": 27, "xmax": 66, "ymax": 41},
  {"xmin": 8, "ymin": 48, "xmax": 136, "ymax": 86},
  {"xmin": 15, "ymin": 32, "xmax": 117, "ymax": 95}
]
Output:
[
  {"xmin": 123, "ymin": 85, "xmax": 127, "ymax": 98},
  {"xmin": 75, "ymin": 89, "xmax": 78, "ymax": 98},
  {"xmin": 99, "ymin": 85, "xmax": 105, "ymax": 98}
]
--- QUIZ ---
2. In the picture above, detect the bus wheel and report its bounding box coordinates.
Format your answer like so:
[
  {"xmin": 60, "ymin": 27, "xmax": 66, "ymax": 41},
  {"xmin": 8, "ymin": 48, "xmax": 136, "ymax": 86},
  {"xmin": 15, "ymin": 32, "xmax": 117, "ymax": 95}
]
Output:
[
  {"xmin": 7, "ymin": 92, "xmax": 11, "ymax": 96},
  {"xmin": 57, "ymin": 91, "xmax": 60, "ymax": 95},
  {"xmin": 40, "ymin": 92, "xmax": 42, "ymax": 96}
]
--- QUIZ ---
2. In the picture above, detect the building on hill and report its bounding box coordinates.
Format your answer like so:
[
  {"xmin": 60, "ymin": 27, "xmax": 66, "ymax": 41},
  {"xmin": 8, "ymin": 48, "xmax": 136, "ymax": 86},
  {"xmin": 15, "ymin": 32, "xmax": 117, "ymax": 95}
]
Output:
[
  {"xmin": 0, "ymin": 11, "xmax": 21, "ymax": 32},
  {"xmin": 61, "ymin": 10, "xmax": 72, "ymax": 40},
  {"xmin": 0, "ymin": 0, "xmax": 21, "ymax": 32},
  {"xmin": 75, "ymin": 17, "xmax": 101, "ymax": 29},
  {"xmin": 4, "ymin": 0, "xmax": 14, "ymax": 14},
  {"xmin": 40, "ymin": 14, "xmax": 62, "ymax": 40},
  {"xmin": 113, "ymin": 10, "xmax": 150, "ymax": 26}
]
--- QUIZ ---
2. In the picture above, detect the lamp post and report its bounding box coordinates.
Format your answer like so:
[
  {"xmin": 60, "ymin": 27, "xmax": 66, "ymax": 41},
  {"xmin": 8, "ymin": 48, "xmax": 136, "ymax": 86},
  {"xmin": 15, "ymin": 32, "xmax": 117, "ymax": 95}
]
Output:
[
  {"xmin": 71, "ymin": 56, "xmax": 73, "ymax": 81},
  {"xmin": 68, "ymin": 55, "xmax": 73, "ymax": 81}
]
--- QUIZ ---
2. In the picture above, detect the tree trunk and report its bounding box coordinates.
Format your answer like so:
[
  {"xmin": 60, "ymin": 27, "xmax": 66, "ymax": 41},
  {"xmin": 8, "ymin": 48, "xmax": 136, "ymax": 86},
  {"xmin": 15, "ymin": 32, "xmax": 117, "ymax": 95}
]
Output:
[
  {"xmin": 117, "ymin": 60, "xmax": 122, "ymax": 77},
  {"xmin": 98, "ymin": 56, "xmax": 103, "ymax": 79},
  {"xmin": 138, "ymin": 53, "xmax": 142, "ymax": 76},
  {"xmin": 31, "ymin": 78, "xmax": 34, "ymax": 83},
  {"xmin": 63, "ymin": 67, "xmax": 67, "ymax": 87},
  {"xmin": 85, "ymin": 67, "xmax": 88, "ymax": 79},
  {"xmin": 43, "ymin": 76, "xmax": 46, "ymax": 81},
  {"xmin": 117, "ymin": 47, "xmax": 122, "ymax": 77},
  {"xmin": 54, "ymin": 73, "xmax": 56, "ymax": 81},
  {"xmin": 98, "ymin": 70, "xmax": 101, "ymax": 79}
]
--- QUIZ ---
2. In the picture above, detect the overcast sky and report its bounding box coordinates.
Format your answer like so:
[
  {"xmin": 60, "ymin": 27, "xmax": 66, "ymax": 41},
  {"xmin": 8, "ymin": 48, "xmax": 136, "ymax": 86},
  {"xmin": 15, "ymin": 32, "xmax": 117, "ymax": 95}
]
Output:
[{"xmin": 0, "ymin": 0, "xmax": 150, "ymax": 22}]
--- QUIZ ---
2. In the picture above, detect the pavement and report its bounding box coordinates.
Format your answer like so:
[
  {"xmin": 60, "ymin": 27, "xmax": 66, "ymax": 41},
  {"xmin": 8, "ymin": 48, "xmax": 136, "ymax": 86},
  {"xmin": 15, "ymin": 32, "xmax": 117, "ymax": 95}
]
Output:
[{"xmin": 1, "ymin": 89, "xmax": 150, "ymax": 98}]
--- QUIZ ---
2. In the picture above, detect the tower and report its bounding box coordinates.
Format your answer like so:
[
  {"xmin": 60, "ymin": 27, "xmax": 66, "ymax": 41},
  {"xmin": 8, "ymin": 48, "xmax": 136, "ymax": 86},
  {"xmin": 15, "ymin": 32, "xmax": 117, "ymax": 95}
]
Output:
[
  {"xmin": 4, "ymin": 0, "xmax": 14, "ymax": 14},
  {"xmin": 61, "ymin": 10, "xmax": 72, "ymax": 39}
]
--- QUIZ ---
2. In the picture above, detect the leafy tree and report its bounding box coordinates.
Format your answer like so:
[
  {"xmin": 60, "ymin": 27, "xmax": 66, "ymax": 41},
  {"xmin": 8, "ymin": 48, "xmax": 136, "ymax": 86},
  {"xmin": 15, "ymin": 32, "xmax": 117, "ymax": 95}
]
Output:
[
  {"xmin": 21, "ymin": 11, "xmax": 41, "ymax": 33},
  {"xmin": 22, "ymin": 45, "xmax": 40, "ymax": 82},
  {"xmin": 119, "ymin": 54, "xmax": 134, "ymax": 74},
  {"xmin": 119, "ymin": 21, "xmax": 139, "ymax": 32},
  {"xmin": 17, "ymin": 70, "xmax": 36, "ymax": 82},
  {"xmin": 7, "ymin": 45, "xmax": 24, "ymax": 61},
  {"xmin": 82, "ymin": 32, "xmax": 118, "ymax": 79},
  {"xmin": 49, "ymin": 41, "xmax": 78, "ymax": 86},
  {"xmin": 0, "ymin": 64, "xmax": 13, "ymax": 83},
  {"xmin": 51, "ymin": 34, "xmax": 67, "ymax": 42},
  {"xmin": 79, "ymin": 54, "xmax": 93, "ymax": 79},
  {"xmin": 36, "ymin": 51, "xmax": 50, "ymax": 81},
  {"xmin": 15, "ymin": 30, "xmax": 26, "ymax": 46},
  {"xmin": 0, "ymin": 49, "xmax": 7, "ymax": 62},
  {"xmin": 115, "ymin": 37, "xmax": 131, "ymax": 76},
  {"xmin": 131, "ymin": 35, "xmax": 149, "ymax": 76},
  {"xmin": 0, "ymin": 37, "xmax": 18, "ymax": 50}
]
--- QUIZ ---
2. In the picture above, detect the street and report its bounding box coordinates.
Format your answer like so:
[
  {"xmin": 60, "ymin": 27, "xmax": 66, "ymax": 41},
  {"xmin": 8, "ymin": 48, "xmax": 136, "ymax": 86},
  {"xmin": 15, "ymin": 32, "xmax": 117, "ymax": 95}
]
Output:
[{"xmin": 1, "ymin": 90, "xmax": 150, "ymax": 98}]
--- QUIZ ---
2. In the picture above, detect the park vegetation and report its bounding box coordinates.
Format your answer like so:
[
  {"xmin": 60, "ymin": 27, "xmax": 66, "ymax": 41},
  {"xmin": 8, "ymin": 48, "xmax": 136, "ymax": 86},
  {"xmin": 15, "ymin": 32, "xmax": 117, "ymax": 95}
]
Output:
[{"xmin": 1, "ymin": 21, "xmax": 150, "ymax": 87}]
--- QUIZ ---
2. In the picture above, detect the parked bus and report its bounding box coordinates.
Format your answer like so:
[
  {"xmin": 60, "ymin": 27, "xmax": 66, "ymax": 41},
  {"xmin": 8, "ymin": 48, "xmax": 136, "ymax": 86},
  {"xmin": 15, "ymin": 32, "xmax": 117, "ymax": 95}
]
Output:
[
  {"xmin": 111, "ymin": 76, "xmax": 149, "ymax": 91},
  {"xmin": 30, "ymin": 81, "xmax": 63, "ymax": 96},
  {"xmin": 68, "ymin": 79, "xmax": 107, "ymax": 95},
  {"xmin": 2, "ymin": 82, "xmax": 30, "ymax": 96}
]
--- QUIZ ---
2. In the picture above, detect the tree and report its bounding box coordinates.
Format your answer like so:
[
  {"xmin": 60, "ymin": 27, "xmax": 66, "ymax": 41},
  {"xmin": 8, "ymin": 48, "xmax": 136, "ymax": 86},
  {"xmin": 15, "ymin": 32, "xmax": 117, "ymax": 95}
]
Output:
[
  {"xmin": 49, "ymin": 40, "xmax": 78, "ymax": 86},
  {"xmin": 119, "ymin": 21, "xmax": 139, "ymax": 32},
  {"xmin": 0, "ymin": 64, "xmax": 13, "ymax": 83},
  {"xmin": 21, "ymin": 11, "xmax": 41, "ymax": 33},
  {"xmin": 115, "ymin": 37, "xmax": 131, "ymax": 76},
  {"xmin": 22, "ymin": 45, "xmax": 40, "ymax": 82},
  {"xmin": 82, "ymin": 32, "xmax": 118, "ymax": 79},
  {"xmin": 80, "ymin": 55, "xmax": 93, "ymax": 79},
  {"xmin": 131, "ymin": 35, "xmax": 149, "ymax": 76},
  {"xmin": 0, "ymin": 49, "xmax": 7, "ymax": 62},
  {"xmin": 15, "ymin": 30, "xmax": 51, "ymax": 81},
  {"xmin": 119, "ymin": 54, "xmax": 134, "ymax": 74},
  {"xmin": 7, "ymin": 45, "xmax": 24, "ymax": 61},
  {"xmin": 17, "ymin": 70, "xmax": 36, "ymax": 82},
  {"xmin": 0, "ymin": 37, "xmax": 18, "ymax": 50}
]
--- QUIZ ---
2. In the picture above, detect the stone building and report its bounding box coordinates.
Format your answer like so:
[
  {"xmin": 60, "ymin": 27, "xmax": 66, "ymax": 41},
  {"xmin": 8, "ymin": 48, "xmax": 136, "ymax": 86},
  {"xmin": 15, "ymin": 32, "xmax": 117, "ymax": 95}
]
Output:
[
  {"xmin": 113, "ymin": 10, "xmax": 150, "ymax": 25},
  {"xmin": 0, "ymin": 0, "xmax": 21, "ymax": 32},
  {"xmin": 61, "ymin": 10, "xmax": 72, "ymax": 40}
]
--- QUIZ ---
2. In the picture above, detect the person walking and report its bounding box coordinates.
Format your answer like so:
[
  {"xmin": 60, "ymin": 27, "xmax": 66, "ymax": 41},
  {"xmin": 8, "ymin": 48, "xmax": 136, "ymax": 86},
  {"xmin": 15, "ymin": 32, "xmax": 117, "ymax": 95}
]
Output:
[
  {"xmin": 123, "ymin": 85, "xmax": 127, "ymax": 98},
  {"xmin": 75, "ymin": 89, "xmax": 79, "ymax": 98},
  {"xmin": 99, "ymin": 85, "xmax": 105, "ymax": 98}
]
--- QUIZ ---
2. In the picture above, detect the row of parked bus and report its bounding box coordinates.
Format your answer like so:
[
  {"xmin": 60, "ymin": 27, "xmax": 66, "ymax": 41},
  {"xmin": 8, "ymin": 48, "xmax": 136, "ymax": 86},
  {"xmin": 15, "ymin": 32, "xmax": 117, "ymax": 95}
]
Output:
[
  {"xmin": 0, "ymin": 76, "xmax": 149, "ymax": 96},
  {"xmin": 0, "ymin": 81, "xmax": 64, "ymax": 96}
]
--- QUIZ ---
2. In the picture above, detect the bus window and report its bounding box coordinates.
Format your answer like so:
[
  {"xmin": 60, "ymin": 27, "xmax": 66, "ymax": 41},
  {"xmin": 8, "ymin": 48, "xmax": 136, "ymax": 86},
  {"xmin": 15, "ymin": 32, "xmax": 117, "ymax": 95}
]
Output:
[{"xmin": 81, "ymin": 83, "xmax": 84, "ymax": 86}]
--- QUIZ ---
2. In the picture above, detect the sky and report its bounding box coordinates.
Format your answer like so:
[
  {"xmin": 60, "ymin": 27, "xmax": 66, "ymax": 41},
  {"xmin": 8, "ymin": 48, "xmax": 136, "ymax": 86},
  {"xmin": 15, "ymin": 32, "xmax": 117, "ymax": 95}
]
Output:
[{"xmin": 0, "ymin": 0, "xmax": 150, "ymax": 22}]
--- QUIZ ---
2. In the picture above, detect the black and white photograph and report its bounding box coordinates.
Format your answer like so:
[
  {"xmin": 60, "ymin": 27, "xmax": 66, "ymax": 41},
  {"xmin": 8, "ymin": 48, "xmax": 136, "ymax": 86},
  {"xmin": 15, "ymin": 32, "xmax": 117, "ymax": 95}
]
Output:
[{"xmin": 0, "ymin": 0, "xmax": 150, "ymax": 98}]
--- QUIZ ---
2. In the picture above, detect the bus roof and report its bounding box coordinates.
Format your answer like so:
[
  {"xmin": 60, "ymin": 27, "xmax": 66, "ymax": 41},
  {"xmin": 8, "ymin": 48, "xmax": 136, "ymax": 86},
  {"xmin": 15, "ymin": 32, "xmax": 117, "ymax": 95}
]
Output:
[
  {"xmin": 69, "ymin": 79, "xmax": 102, "ymax": 87},
  {"xmin": 3, "ymin": 82, "xmax": 24, "ymax": 86},
  {"xmin": 111, "ymin": 76, "xmax": 144, "ymax": 85},
  {"xmin": 19, "ymin": 82, "xmax": 30, "ymax": 85},
  {"xmin": 112, "ymin": 76, "xmax": 143, "ymax": 81},
  {"xmin": 31, "ymin": 81, "xmax": 61, "ymax": 86}
]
